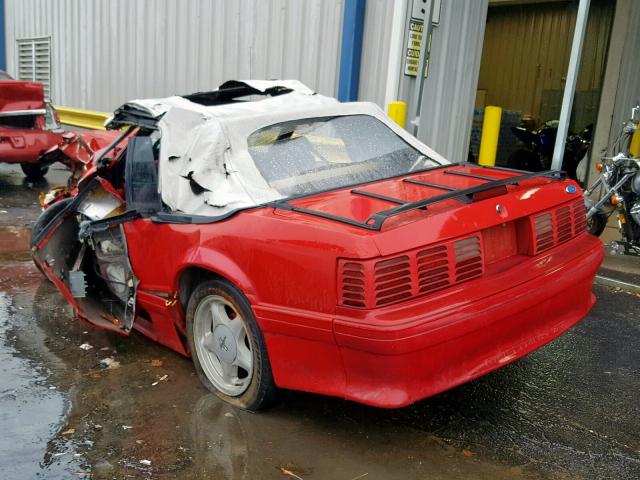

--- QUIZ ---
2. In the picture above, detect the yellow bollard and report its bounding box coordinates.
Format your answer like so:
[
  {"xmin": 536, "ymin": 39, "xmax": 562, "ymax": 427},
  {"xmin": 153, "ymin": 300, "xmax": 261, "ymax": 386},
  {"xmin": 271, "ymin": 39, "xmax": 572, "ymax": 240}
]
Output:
[
  {"xmin": 478, "ymin": 106, "xmax": 502, "ymax": 166},
  {"xmin": 387, "ymin": 101, "xmax": 407, "ymax": 129},
  {"xmin": 630, "ymin": 124, "xmax": 640, "ymax": 158}
]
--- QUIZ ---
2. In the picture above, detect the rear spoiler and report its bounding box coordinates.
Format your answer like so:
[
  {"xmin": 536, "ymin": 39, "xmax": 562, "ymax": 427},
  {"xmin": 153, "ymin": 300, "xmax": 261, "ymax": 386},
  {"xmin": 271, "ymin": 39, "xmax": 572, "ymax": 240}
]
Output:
[{"xmin": 273, "ymin": 163, "xmax": 566, "ymax": 231}]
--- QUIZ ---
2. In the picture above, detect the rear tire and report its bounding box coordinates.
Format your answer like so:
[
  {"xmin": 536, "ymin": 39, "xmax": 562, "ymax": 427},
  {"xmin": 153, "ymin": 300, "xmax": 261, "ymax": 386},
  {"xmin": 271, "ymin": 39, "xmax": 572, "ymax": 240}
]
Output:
[
  {"xmin": 21, "ymin": 162, "xmax": 49, "ymax": 180},
  {"xmin": 586, "ymin": 211, "xmax": 607, "ymax": 237},
  {"xmin": 186, "ymin": 278, "xmax": 279, "ymax": 411}
]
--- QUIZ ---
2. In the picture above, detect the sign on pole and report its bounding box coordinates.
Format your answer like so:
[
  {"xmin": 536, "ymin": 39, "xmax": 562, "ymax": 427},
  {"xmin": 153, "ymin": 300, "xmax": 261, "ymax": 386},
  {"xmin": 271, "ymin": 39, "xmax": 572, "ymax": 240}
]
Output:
[{"xmin": 404, "ymin": 0, "xmax": 441, "ymax": 77}]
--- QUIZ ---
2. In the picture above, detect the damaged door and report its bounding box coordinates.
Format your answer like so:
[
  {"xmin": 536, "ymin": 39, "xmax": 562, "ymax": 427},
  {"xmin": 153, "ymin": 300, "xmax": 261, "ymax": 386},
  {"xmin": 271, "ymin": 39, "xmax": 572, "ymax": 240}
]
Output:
[{"xmin": 32, "ymin": 135, "xmax": 160, "ymax": 334}]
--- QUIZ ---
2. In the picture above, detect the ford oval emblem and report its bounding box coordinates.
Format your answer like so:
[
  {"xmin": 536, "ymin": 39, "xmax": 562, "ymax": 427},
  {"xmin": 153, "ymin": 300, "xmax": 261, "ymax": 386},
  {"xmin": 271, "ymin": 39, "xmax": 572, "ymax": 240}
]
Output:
[{"xmin": 566, "ymin": 185, "xmax": 577, "ymax": 194}]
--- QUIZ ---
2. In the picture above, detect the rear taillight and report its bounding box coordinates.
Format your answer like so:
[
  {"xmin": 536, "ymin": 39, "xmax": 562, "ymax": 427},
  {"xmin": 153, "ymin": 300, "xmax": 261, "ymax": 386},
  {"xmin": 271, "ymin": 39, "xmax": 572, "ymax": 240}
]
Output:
[
  {"xmin": 339, "ymin": 261, "xmax": 366, "ymax": 308},
  {"xmin": 531, "ymin": 199, "xmax": 586, "ymax": 254},
  {"xmin": 416, "ymin": 245, "xmax": 449, "ymax": 294},
  {"xmin": 374, "ymin": 255, "xmax": 412, "ymax": 306},
  {"xmin": 572, "ymin": 200, "xmax": 586, "ymax": 233},
  {"xmin": 453, "ymin": 236, "xmax": 483, "ymax": 282},
  {"xmin": 338, "ymin": 234, "xmax": 484, "ymax": 309}
]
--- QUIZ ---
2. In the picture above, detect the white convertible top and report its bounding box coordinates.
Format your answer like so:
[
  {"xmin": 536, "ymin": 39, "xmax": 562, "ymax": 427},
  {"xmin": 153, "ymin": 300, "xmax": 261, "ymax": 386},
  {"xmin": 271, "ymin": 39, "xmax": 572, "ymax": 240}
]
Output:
[{"xmin": 122, "ymin": 80, "xmax": 448, "ymax": 216}]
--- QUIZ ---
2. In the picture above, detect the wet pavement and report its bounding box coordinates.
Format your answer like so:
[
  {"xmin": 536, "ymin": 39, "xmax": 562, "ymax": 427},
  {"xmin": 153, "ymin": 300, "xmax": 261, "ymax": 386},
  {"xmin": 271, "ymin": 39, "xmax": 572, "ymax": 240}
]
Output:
[{"xmin": 1, "ymin": 163, "xmax": 639, "ymax": 479}]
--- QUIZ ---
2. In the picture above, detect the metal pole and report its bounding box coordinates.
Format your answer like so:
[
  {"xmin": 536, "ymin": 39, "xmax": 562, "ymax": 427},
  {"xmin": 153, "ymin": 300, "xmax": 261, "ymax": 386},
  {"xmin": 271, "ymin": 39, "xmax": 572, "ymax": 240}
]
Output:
[
  {"xmin": 409, "ymin": 0, "xmax": 436, "ymax": 137},
  {"xmin": 551, "ymin": 0, "xmax": 591, "ymax": 171},
  {"xmin": 384, "ymin": 0, "xmax": 408, "ymax": 107},
  {"xmin": 337, "ymin": 0, "xmax": 367, "ymax": 102}
]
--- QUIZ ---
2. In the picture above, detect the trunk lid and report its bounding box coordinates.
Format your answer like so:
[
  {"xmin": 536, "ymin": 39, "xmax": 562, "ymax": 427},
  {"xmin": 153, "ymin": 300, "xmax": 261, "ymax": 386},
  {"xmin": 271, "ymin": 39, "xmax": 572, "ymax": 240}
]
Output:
[
  {"xmin": 0, "ymin": 80, "xmax": 45, "ymax": 112},
  {"xmin": 286, "ymin": 164, "xmax": 578, "ymax": 243},
  {"xmin": 280, "ymin": 164, "xmax": 586, "ymax": 310}
]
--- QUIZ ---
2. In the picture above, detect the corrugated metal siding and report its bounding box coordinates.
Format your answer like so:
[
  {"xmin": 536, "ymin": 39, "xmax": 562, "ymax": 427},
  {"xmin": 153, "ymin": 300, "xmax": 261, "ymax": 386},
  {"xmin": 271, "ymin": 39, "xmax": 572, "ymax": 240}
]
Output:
[
  {"xmin": 398, "ymin": 0, "xmax": 489, "ymax": 163},
  {"xmin": 478, "ymin": 0, "xmax": 614, "ymax": 121},
  {"xmin": 358, "ymin": 0, "xmax": 394, "ymax": 106},
  {"xmin": 4, "ymin": 0, "xmax": 344, "ymax": 111},
  {"xmin": 608, "ymin": 0, "xmax": 640, "ymax": 147}
]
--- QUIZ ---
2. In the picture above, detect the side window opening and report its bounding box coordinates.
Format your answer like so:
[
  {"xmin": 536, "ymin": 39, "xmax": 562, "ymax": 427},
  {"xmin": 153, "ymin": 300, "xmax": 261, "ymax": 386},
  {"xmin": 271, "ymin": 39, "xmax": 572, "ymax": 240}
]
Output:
[{"xmin": 124, "ymin": 135, "xmax": 162, "ymax": 214}]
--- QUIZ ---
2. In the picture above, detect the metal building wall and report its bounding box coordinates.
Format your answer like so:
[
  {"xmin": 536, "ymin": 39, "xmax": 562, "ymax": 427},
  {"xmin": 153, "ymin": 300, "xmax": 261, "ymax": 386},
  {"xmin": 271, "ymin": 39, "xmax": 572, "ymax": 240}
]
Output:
[
  {"xmin": 478, "ymin": 0, "xmax": 614, "ymax": 122},
  {"xmin": 397, "ymin": 0, "xmax": 489, "ymax": 163},
  {"xmin": 4, "ymin": 0, "xmax": 345, "ymax": 111},
  {"xmin": 608, "ymin": 0, "xmax": 640, "ymax": 147},
  {"xmin": 358, "ymin": 0, "xmax": 394, "ymax": 105}
]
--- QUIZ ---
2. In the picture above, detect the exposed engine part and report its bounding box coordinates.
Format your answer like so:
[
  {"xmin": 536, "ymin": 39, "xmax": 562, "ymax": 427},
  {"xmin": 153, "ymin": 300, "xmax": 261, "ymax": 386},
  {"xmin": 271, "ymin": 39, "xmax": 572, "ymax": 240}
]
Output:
[
  {"xmin": 68, "ymin": 242, "xmax": 87, "ymax": 298},
  {"xmin": 68, "ymin": 270, "xmax": 87, "ymax": 298},
  {"xmin": 77, "ymin": 187, "xmax": 124, "ymax": 220},
  {"xmin": 90, "ymin": 226, "xmax": 134, "ymax": 304}
]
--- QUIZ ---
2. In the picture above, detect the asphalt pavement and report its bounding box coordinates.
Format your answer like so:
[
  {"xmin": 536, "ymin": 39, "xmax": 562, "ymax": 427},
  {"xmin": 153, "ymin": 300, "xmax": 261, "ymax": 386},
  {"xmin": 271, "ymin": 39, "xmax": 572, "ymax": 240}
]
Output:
[{"xmin": 0, "ymin": 163, "xmax": 638, "ymax": 479}]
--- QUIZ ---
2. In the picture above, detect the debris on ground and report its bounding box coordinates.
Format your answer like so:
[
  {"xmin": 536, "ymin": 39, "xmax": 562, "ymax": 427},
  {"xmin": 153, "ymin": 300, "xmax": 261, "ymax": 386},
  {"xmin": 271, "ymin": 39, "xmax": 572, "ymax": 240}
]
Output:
[
  {"xmin": 151, "ymin": 374, "xmax": 168, "ymax": 386},
  {"xmin": 79, "ymin": 343, "xmax": 93, "ymax": 351},
  {"xmin": 61, "ymin": 428, "xmax": 75, "ymax": 435},
  {"xmin": 122, "ymin": 425, "xmax": 133, "ymax": 430},
  {"xmin": 149, "ymin": 359, "xmax": 163, "ymax": 367},
  {"xmin": 98, "ymin": 357, "xmax": 120, "ymax": 370},
  {"xmin": 279, "ymin": 467, "xmax": 304, "ymax": 480},
  {"xmin": 139, "ymin": 459, "xmax": 151, "ymax": 466}
]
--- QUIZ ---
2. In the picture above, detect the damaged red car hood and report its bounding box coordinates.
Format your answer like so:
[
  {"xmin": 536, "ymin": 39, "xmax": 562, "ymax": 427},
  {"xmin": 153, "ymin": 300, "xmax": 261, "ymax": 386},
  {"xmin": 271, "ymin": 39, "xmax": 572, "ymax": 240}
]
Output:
[{"xmin": 0, "ymin": 80, "xmax": 46, "ymax": 111}]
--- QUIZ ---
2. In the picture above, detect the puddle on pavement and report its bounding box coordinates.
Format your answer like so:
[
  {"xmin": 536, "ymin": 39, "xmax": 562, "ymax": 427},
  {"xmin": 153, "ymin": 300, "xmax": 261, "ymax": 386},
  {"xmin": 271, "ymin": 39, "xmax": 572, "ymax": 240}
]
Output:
[
  {"xmin": 0, "ymin": 226, "xmax": 31, "ymax": 260},
  {"xmin": 0, "ymin": 286, "xmax": 88, "ymax": 478}
]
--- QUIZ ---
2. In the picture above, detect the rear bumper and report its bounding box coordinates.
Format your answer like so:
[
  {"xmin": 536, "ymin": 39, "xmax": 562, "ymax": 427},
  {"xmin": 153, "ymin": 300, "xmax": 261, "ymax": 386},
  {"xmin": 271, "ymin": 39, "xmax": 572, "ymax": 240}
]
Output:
[
  {"xmin": 333, "ymin": 234, "xmax": 603, "ymax": 408},
  {"xmin": 0, "ymin": 130, "xmax": 61, "ymax": 164}
]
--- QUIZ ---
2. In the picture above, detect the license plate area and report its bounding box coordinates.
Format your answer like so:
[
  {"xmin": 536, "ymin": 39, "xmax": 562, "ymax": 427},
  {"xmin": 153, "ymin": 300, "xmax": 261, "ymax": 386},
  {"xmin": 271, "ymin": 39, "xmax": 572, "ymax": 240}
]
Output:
[{"xmin": 481, "ymin": 218, "xmax": 530, "ymax": 269}]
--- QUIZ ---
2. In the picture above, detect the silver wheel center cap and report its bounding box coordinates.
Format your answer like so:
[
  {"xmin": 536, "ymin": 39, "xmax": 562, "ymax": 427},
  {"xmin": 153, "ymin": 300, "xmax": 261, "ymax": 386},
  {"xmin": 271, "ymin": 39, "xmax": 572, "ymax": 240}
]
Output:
[{"xmin": 212, "ymin": 324, "xmax": 237, "ymax": 363}]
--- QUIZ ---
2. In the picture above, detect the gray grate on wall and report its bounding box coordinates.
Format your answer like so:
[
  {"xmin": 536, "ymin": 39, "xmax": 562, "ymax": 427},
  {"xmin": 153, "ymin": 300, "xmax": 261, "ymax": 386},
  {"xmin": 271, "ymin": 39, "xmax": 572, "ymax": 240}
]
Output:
[{"xmin": 16, "ymin": 37, "xmax": 52, "ymax": 99}]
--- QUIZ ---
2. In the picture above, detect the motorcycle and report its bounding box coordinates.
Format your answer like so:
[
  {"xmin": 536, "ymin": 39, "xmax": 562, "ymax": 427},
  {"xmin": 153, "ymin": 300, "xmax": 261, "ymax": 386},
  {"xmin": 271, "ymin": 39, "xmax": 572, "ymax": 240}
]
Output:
[
  {"xmin": 508, "ymin": 122, "xmax": 592, "ymax": 183},
  {"xmin": 584, "ymin": 105, "xmax": 640, "ymax": 255}
]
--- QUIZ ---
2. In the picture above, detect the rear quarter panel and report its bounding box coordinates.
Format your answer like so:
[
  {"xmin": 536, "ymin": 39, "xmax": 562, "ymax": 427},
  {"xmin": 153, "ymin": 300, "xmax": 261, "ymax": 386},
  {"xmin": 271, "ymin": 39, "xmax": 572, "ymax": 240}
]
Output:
[
  {"xmin": 124, "ymin": 208, "xmax": 379, "ymax": 313},
  {"xmin": 123, "ymin": 208, "xmax": 379, "ymax": 395}
]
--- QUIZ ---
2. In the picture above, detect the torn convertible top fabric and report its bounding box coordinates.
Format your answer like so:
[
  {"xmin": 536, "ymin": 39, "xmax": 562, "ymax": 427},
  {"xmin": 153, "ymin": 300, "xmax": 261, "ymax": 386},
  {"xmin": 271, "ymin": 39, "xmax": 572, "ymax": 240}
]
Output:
[{"xmin": 114, "ymin": 80, "xmax": 449, "ymax": 217}]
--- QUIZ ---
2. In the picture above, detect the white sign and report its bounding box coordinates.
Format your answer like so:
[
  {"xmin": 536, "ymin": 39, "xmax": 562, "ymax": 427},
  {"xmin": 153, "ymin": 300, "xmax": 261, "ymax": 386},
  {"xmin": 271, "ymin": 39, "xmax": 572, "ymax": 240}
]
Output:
[
  {"xmin": 404, "ymin": 0, "xmax": 441, "ymax": 77},
  {"xmin": 411, "ymin": 0, "xmax": 441, "ymax": 25}
]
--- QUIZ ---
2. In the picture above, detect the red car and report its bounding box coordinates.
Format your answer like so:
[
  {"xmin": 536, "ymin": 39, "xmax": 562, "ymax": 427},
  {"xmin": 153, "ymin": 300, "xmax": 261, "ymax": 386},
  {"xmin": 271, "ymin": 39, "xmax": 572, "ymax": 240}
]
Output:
[
  {"xmin": 0, "ymin": 71, "xmax": 64, "ymax": 179},
  {"xmin": 31, "ymin": 80, "xmax": 603, "ymax": 410}
]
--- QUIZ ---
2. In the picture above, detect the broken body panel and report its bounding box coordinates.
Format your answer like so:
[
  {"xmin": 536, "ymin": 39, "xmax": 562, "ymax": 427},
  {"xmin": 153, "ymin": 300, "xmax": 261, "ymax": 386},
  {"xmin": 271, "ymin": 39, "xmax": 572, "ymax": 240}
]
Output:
[{"xmin": 32, "ymin": 81, "xmax": 603, "ymax": 408}]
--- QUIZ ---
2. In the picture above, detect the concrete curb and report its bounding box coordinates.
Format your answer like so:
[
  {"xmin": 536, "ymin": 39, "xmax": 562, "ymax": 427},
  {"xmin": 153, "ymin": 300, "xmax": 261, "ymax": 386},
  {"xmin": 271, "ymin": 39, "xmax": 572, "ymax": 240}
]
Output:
[{"xmin": 595, "ymin": 274, "xmax": 640, "ymax": 293}]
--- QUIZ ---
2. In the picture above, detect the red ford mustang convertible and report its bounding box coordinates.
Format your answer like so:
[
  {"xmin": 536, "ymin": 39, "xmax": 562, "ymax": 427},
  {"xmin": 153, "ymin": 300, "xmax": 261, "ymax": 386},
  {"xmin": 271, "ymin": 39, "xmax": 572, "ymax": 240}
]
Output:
[{"xmin": 31, "ymin": 80, "xmax": 603, "ymax": 410}]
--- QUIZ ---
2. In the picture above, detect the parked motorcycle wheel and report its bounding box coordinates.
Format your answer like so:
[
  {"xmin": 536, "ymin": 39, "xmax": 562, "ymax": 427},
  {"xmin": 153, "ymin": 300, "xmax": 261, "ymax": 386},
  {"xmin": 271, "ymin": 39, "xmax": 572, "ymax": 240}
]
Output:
[
  {"xmin": 21, "ymin": 162, "xmax": 49, "ymax": 180},
  {"xmin": 506, "ymin": 149, "xmax": 545, "ymax": 172},
  {"xmin": 586, "ymin": 211, "xmax": 607, "ymax": 237}
]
